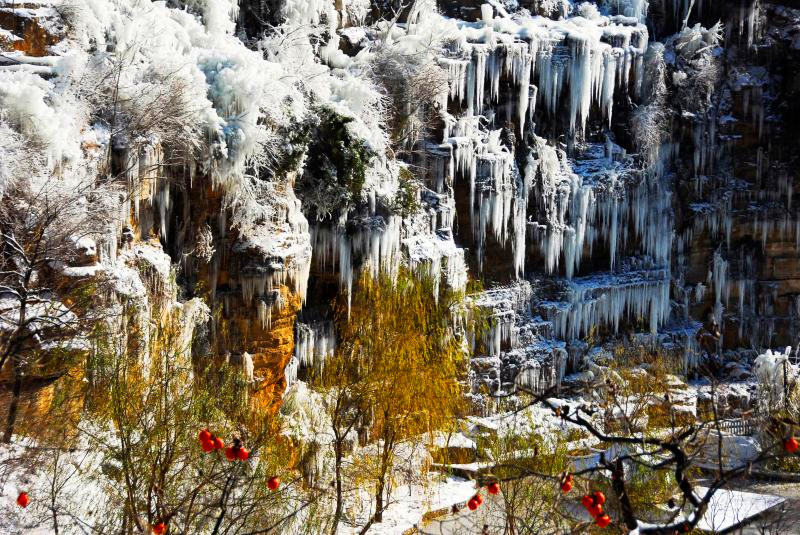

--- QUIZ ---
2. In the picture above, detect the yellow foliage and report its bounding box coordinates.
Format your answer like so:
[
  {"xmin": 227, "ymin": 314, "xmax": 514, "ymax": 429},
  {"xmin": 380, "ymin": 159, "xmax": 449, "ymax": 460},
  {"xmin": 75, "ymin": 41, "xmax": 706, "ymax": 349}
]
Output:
[{"xmin": 326, "ymin": 267, "xmax": 468, "ymax": 443}]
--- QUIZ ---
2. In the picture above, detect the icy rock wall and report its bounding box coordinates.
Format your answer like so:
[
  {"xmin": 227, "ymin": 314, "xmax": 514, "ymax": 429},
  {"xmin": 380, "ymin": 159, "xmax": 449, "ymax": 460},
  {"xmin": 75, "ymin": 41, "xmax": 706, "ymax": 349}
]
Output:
[
  {"xmin": 4, "ymin": 0, "xmax": 800, "ymax": 415},
  {"xmin": 427, "ymin": 0, "xmax": 800, "ymax": 397},
  {"xmin": 402, "ymin": 2, "xmax": 675, "ymax": 393},
  {"xmin": 671, "ymin": 1, "xmax": 800, "ymax": 352}
]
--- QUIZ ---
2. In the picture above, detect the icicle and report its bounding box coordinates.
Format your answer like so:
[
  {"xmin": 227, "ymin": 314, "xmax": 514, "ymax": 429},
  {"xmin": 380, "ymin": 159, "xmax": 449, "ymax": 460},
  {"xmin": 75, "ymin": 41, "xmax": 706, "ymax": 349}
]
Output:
[
  {"xmin": 548, "ymin": 269, "xmax": 671, "ymax": 339},
  {"xmin": 294, "ymin": 322, "xmax": 336, "ymax": 370}
]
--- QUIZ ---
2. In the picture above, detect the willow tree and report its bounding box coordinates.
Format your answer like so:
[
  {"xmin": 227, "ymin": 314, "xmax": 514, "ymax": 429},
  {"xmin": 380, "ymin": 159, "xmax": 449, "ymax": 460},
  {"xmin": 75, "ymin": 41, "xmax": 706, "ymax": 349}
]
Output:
[{"xmin": 319, "ymin": 267, "xmax": 470, "ymax": 532}]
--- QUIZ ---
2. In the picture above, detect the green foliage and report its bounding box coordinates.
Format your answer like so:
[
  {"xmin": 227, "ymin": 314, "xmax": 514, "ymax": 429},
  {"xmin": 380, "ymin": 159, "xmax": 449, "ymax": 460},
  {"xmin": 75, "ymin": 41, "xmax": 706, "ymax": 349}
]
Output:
[{"xmin": 296, "ymin": 107, "xmax": 373, "ymax": 219}]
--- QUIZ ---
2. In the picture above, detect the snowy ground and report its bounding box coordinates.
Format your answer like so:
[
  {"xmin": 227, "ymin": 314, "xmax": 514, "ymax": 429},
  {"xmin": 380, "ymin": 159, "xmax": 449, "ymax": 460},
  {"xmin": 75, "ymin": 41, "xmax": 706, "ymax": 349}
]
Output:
[
  {"xmin": 0, "ymin": 438, "xmax": 108, "ymax": 535},
  {"xmin": 339, "ymin": 476, "xmax": 478, "ymax": 535}
]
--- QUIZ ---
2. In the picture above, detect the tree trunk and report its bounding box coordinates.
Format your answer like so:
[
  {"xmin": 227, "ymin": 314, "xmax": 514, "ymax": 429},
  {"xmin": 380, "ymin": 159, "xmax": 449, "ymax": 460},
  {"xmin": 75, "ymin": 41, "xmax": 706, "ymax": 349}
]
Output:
[
  {"xmin": 374, "ymin": 478, "xmax": 384, "ymax": 523},
  {"xmin": 2, "ymin": 357, "xmax": 22, "ymax": 443},
  {"xmin": 374, "ymin": 445, "xmax": 390, "ymax": 523},
  {"xmin": 331, "ymin": 439, "xmax": 343, "ymax": 535}
]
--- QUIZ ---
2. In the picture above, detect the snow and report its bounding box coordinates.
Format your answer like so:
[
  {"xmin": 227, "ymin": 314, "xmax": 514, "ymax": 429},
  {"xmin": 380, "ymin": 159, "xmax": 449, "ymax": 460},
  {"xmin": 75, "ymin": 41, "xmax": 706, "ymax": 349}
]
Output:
[
  {"xmin": 692, "ymin": 487, "xmax": 784, "ymax": 532},
  {"xmin": 634, "ymin": 487, "xmax": 786, "ymax": 533},
  {"xmin": 339, "ymin": 476, "xmax": 478, "ymax": 535}
]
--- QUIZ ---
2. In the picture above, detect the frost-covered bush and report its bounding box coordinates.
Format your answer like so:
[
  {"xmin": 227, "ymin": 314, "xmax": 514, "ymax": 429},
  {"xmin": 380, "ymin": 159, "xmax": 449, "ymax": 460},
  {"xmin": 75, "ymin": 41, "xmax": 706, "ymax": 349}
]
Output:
[
  {"xmin": 631, "ymin": 43, "xmax": 668, "ymax": 168},
  {"xmin": 576, "ymin": 2, "xmax": 602, "ymax": 20},
  {"xmin": 0, "ymin": 71, "xmax": 84, "ymax": 171},
  {"xmin": 753, "ymin": 347, "xmax": 799, "ymax": 414},
  {"xmin": 370, "ymin": 44, "xmax": 448, "ymax": 152},
  {"xmin": 0, "ymin": 123, "xmax": 47, "ymax": 199},
  {"xmin": 531, "ymin": 0, "xmax": 572, "ymax": 18},
  {"xmin": 667, "ymin": 22, "xmax": 724, "ymax": 112}
]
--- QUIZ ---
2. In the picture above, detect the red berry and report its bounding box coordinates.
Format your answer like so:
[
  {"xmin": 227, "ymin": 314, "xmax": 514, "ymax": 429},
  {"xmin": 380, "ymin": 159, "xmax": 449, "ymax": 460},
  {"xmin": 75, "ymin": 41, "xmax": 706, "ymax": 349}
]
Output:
[
  {"xmin": 225, "ymin": 447, "xmax": 237, "ymax": 461},
  {"xmin": 152, "ymin": 523, "xmax": 166, "ymax": 535},
  {"xmin": 588, "ymin": 503, "xmax": 603, "ymax": 517},
  {"xmin": 214, "ymin": 437, "xmax": 224, "ymax": 450},
  {"xmin": 267, "ymin": 477, "xmax": 280, "ymax": 490},
  {"xmin": 487, "ymin": 482, "xmax": 500, "ymax": 495},
  {"xmin": 595, "ymin": 514, "xmax": 611, "ymax": 528},
  {"xmin": 201, "ymin": 439, "xmax": 215, "ymax": 453},
  {"xmin": 561, "ymin": 480, "xmax": 573, "ymax": 494},
  {"xmin": 467, "ymin": 498, "xmax": 479, "ymax": 511},
  {"xmin": 198, "ymin": 429, "xmax": 212, "ymax": 442},
  {"xmin": 473, "ymin": 493, "xmax": 484, "ymax": 505},
  {"xmin": 16, "ymin": 492, "xmax": 29, "ymax": 508},
  {"xmin": 785, "ymin": 437, "xmax": 799, "ymax": 454},
  {"xmin": 236, "ymin": 447, "xmax": 249, "ymax": 461},
  {"xmin": 581, "ymin": 495, "xmax": 594, "ymax": 509},
  {"xmin": 593, "ymin": 491, "xmax": 606, "ymax": 505}
]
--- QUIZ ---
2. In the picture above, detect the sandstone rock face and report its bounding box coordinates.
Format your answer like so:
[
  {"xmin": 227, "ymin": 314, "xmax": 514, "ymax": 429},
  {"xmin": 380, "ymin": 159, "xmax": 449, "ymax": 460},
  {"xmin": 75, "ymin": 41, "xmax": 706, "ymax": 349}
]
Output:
[
  {"xmin": 0, "ymin": 2, "xmax": 63, "ymax": 56},
  {"xmin": 672, "ymin": 2, "xmax": 800, "ymax": 353}
]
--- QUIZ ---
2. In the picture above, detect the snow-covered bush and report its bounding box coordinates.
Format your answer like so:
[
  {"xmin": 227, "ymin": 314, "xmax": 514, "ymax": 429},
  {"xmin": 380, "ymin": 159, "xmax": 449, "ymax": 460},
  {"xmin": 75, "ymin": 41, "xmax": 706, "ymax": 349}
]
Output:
[
  {"xmin": 753, "ymin": 347, "xmax": 799, "ymax": 414},
  {"xmin": 576, "ymin": 2, "xmax": 602, "ymax": 20},
  {"xmin": 0, "ymin": 71, "xmax": 84, "ymax": 172},
  {"xmin": 531, "ymin": 0, "xmax": 572, "ymax": 18}
]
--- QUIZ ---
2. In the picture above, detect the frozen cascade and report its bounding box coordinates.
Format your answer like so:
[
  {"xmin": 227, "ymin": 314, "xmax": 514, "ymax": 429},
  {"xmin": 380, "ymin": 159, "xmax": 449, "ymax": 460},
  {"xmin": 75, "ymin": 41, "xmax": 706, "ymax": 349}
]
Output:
[
  {"xmin": 470, "ymin": 282, "xmax": 569, "ymax": 395},
  {"xmin": 543, "ymin": 268, "xmax": 671, "ymax": 340},
  {"xmin": 712, "ymin": 251, "xmax": 729, "ymax": 324},
  {"xmin": 284, "ymin": 356, "xmax": 299, "ymax": 391},
  {"xmin": 434, "ymin": 123, "xmax": 671, "ymax": 281},
  {"xmin": 524, "ymin": 138, "xmax": 670, "ymax": 279},
  {"xmin": 435, "ymin": 11, "xmax": 648, "ymax": 136},
  {"xmin": 472, "ymin": 283, "xmax": 533, "ymax": 357},
  {"xmin": 311, "ymin": 216, "xmax": 402, "ymax": 300},
  {"xmin": 294, "ymin": 322, "xmax": 336, "ymax": 369},
  {"xmin": 404, "ymin": 233, "xmax": 468, "ymax": 294}
]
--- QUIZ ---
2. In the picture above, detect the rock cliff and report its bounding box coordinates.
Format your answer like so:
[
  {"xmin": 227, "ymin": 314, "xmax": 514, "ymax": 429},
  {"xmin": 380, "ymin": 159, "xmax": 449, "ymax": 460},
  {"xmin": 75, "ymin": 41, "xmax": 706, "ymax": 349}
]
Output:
[{"xmin": 1, "ymin": 0, "xmax": 798, "ymax": 420}]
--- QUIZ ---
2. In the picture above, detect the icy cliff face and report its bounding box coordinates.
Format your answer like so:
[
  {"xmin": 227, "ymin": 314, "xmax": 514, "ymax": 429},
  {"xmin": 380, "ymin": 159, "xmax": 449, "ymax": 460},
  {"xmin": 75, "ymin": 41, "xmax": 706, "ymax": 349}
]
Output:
[{"xmin": 1, "ymin": 0, "xmax": 798, "ymax": 411}]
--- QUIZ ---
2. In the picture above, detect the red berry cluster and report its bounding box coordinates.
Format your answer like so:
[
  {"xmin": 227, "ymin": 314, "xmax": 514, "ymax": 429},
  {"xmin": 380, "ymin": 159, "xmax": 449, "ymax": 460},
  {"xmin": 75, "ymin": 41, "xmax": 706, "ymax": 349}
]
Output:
[
  {"xmin": 225, "ymin": 443, "xmax": 250, "ymax": 462},
  {"xmin": 200, "ymin": 429, "xmax": 280, "ymax": 492},
  {"xmin": 151, "ymin": 522, "xmax": 166, "ymax": 535},
  {"xmin": 467, "ymin": 492, "xmax": 484, "ymax": 511},
  {"xmin": 560, "ymin": 473, "xmax": 573, "ymax": 494},
  {"xmin": 199, "ymin": 429, "xmax": 250, "ymax": 461},
  {"xmin": 466, "ymin": 481, "xmax": 500, "ymax": 512},
  {"xmin": 198, "ymin": 429, "xmax": 225, "ymax": 453},
  {"xmin": 785, "ymin": 436, "xmax": 799, "ymax": 454},
  {"xmin": 17, "ymin": 491, "xmax": 29, "ymax": 508},
  {"xmin": 581, "ymin": 491, "xmax": 611, "ymax": 528}
]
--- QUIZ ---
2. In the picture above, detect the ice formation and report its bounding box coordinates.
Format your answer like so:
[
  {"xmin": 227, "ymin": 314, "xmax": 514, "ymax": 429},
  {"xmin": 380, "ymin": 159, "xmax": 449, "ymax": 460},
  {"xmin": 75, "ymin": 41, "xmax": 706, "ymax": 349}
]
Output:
[{"xmin": 294, "ymin": 321, "xmax": 337, "ymax": 370}]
